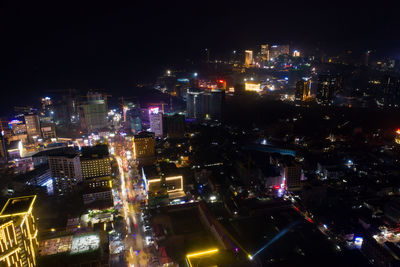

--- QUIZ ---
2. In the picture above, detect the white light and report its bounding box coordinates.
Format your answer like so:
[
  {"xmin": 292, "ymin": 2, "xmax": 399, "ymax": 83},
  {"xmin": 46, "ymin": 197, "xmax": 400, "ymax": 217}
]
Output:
[
  {"xmin": 250, "ymin": 77, "xmax": 254, "ymax": 81},
  {"xmin": 194, "ymin": 72, "xmax": 198, "ymax": 77}
]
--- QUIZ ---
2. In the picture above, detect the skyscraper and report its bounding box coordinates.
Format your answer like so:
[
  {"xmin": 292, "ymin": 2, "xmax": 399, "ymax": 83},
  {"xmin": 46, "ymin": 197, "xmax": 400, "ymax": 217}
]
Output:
[
  {"xmin": 80, "ymin": 145, "xmax": 111, "ymax": 180},
  {"xmin": 149, "ymin": 107, "xmax": 163, "ymax": 137},
  {"xmin": 186, "ymin": 89, "xmax": 205, "ymax": 119},
  {"xmin": 48, "ymin": 150, "xmax": 82, "ymax": 196},
  {"xmin": 295, "ymin": 79, "xmax": 311, "ymax": 102},
  {"xmin": 123, "ymin": 101, "xmax": 142, "ymax": 134},
  {"xmin": 163, "ymin": 114, "xmax": 185, "ymax": 139},
  {"xmin": 205, "ymin": 89, "xmax": 225, "ymax": 120},
  {"xmin": 244, "ymin": 50, "xmax": 253, "ymax": 67},
  {"xmin": 133, "ymin": 132, "xmax": 155, "ymax": 160},
  {"xmin": 0, "ymin": 195, "xmax": 38, "ymax": 267},
  {"xmin": 260, "ymin": 44, "xmax": 269, "ymax": 61},
  {"xmin": 24, "ymin": 113, "xmax": 41, "ymax": 143},
  {"xmin": 269, "ymin": 45, "xmax": 290, "ymax": 60},
  {"xmin": 316, "ymin": 74, "xmax": 343, "ymax": 105},
  {"xmin": 79, "ymin": 92, "xmax": 108, "ymax": 132}
]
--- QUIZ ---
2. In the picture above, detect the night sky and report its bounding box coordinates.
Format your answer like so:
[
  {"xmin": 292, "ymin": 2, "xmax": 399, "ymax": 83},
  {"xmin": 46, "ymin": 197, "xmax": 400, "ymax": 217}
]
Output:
[{"xmin": 1, "ymin": 0, "xmax": 399, "ymax": 114}]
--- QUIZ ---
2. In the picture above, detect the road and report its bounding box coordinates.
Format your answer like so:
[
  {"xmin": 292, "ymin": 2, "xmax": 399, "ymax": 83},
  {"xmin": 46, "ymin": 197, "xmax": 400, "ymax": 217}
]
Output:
[{"xmin": 116, "ymin": 155, "xmax": 154, "ymax": 267}]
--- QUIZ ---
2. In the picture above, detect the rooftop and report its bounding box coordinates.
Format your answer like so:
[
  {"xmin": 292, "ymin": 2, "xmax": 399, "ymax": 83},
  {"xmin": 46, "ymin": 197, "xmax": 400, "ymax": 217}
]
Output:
[{"xmin": 0, "ymin": 195, "xmax": 36, "ymax": 216}]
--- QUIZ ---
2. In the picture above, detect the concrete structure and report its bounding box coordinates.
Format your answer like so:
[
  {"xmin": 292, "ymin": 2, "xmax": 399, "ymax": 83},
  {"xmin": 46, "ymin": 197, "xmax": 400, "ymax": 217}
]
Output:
[
  {"xmin": 133, "ymin": 132, "xmax": 155, "ymax": 164},
  {"xmin": 79, "ymin": 92, "xmax": 108, "ymax": 132},
  {"xmin": 295, "ymin": 79, "xmax": 311, "ymax": 102},
  {"xmin": 24, "ymin": 113, "xmax": 41, "ymax": 143},
  {"xmin": 80, "ymin": 145, "xmax": 111, "ymax": 180},
  {"xmin": 48, "ymin": 151, "xmax": 82, "ymax": 196}
]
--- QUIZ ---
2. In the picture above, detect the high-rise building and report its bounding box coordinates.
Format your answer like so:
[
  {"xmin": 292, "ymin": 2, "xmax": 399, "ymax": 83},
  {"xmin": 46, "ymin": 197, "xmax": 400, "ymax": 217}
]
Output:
[
  {"xmin": 269, "ymin": 45, "xmax": 290, "ymax": 60},
  {"xmin": 316, "ymin": 74, "xmax": 343, "ymax": 105},
  {"xmin": 133, "ymin": 132, "xmax": 155, "ymax": 160},
  {"xmin": 79, "ymin": 92, "xmax": 108, "ymax": 132},
  {"xmin": 187, "ymin": 90, "xmax": 205, "ymax": 119},
  {"xmin": 80, "ymin": 145, "xmax": 111, "ymax": 180},
  {"xmin": 48, "ymin": 150, "xmax": 82, "ymax": 196},
  {"xmin": 40, "ymin": 123, "xmax": 56, "ymax": 140},
  {"xmin": 244, "ymin": 50, "xmax": 253, "ymax": 67},
  {"xmin": 295, "ymin": 79, "xmax": 311, "ymax": 102},
  {"xmin": 0, "ymin": 195, "xmax": 38, "ymax": 267},
  {"xmin": 24, "ymin": 113, "xmax": 41, "ymax": 143},
  {"xmin": 381, "ymin": 75, "xmax": 400, "ymax": 106},
  {"xmin": 204, "ymin": 89, "xmax": 225, "ymax": 120},
  {"xmin": 282, "ymin": 162, "xmax": 302, "ymax": 190},
  {"xmin": 163, "ymin": 114, "xmax": 185, "ymax": 139},
  {"xmin": 149, "ymin": 107, "xmax": 163, "ymax": 137},
  {"xmin": 123, "ymin": 101, "xmax": 142, "ymax": 134},
  {"xmin": 260, "ymin": 44, "xmax": 269, "ymax": 61}
]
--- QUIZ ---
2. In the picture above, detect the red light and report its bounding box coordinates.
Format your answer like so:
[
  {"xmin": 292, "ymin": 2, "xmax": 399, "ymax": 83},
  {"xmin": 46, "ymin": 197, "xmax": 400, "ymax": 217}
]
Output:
[
  {"xmin": 218, "ymin": 80, "xmax": 225, "ymax": 83},
  {"xmin": 307, "ymin": 218, "xmax": 314, "ymax": 223},
  {"xmin": 293, "ymin": 206, "xmax": 300, "ymax": 212},
  {"xmin": 274, "ymin": 185, "xmax": 280, "ymax": 189}
]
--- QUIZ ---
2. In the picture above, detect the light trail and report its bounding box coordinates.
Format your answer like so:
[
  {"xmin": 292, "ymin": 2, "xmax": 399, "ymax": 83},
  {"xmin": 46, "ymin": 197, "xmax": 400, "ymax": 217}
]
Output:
[{"xmin": 249, "ymin": 220, "xmax": 300, "ymax": 260}]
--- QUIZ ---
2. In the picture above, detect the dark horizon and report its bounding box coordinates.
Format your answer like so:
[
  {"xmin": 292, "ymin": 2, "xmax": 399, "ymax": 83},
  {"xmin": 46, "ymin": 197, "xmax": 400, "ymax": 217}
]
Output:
[{"xmin": 2, "ymin": 0, "xmax": 400, "ymax": 115}]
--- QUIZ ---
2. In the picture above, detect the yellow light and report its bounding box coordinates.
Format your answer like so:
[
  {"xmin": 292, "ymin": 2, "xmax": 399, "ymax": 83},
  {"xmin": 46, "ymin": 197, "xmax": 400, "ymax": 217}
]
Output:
[
  {"xmin": 50, "ymin": 228, "xmax": 56, "ymax": 232},
  {"xmin": 186, "ymin": 248, "xmax": 218, "ymax": 258}
]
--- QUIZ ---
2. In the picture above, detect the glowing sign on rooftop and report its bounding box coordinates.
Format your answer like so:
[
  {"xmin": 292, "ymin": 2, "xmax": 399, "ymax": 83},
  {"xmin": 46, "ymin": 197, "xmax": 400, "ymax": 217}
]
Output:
[{"xmin": 149, "ymin": 107, "xmax": 160, "ymax": 115}]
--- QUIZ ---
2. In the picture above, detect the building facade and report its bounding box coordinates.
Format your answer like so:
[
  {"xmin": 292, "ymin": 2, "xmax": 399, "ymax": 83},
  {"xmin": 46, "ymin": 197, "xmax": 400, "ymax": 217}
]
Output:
[
  {"xmin": 48, "ymin": 153, "xmax": 82, "ymax": 196},
  {"xmin": 24, "ymin": 113, "xmax": 41, "ymax": 143},
  {"xmin": 133, "ymin": 132, "xmax": 155, "ymax": 160},
  {"xmin": 149, "ymin": 107, "xmax": 163, "ymax": 137},
  {"xmin": 0, "ymin": 195, "xmax": 38, "ymax": 267}
]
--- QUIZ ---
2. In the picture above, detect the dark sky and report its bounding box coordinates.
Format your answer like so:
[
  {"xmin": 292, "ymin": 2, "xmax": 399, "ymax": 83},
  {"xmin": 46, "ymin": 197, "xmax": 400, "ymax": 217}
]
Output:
[{"xmin": 1, "ymin": 0, "xmax": 399, "ymax": 114}]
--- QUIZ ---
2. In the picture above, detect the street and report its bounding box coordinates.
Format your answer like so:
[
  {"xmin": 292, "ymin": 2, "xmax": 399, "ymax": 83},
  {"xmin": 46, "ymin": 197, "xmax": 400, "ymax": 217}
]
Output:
[{"xmin": 115, "ymin": 155, "xmax": 157, "ymax": 267}]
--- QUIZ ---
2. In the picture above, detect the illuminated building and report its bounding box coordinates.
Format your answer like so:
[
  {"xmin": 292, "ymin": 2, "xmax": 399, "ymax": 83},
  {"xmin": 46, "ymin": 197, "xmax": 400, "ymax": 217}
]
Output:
[
  {"xmin": 295, "ymin": 79, "xmax": 311, "ymax": 102},
  {"xmin": 316, "ymin": 73, "xmax": 343, "ymax": 105},
  {"xmin": 79, "ymin": 92, "xmax": 108, "ymax": 132},
  {"xmin": 292, "ymin": 50, "xmax": 300, "ymax": 57},
  {"xmin": 80, "ymin": 145, "xmax": 111, "ymax": 180},
  {"xmin": 245, "ymin": 81, "xmax": 262, "ymax": 92},
  {"xmin": 24, "ymin": 113, "xmax": 41, "ymax": 143},
  {"xmin": 82, "ymin": 176, "xmax": 113, "ymax": 208},
  {"xmin": 149, "ymin": 107, "xmax": 163, "ymax": 137},
  {"xmin": 282, "ymin": 162, "xmax": 302, "ymax": 190},
  {"xmin": 8, "ymin": 120, "xmax": 26, "ymax": 135},
  {"xmin": 244, "ymin": 50, "xmax": 253, "ymax": 67},
  {"xmin": 269, "ymin": 44, "xmax": 290, "ymax": 59},
  {"xmin": 260, "ymin": 44, "xmax": 270, "ymax": 61},
  {"xmin": 162, "ymin": 114, "xmax": 185, "ymax": 138},
  {"xmin": 216, "ymin": 79, "xmax": 227, "ymax": 90},
  {"xmin": 132, "ymin": 132, "xmax": 155, "ymax": 160},
  {"xmin": 48, "ymin": 151, "xmax": 82, "ymax": 196},
  {"xmin": 40, "ymin": 123, "xmax": 56, "ymax": 140},
  {"xmin": 38, "ymin": 232, "xmax": 109, "ymax": 266},
  {"xmin": 0, "ymin": 195, "xmax": 38, "ymax": 267},
  {"xmin": 395, "ymin": 129, "xmax": 400, "ymax": 144}
]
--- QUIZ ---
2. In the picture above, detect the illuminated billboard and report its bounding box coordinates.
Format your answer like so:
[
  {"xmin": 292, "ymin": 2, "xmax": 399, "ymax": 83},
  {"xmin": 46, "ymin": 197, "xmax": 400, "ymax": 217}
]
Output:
[{"xmin": 245, "ymin": 82, "xmax": 262, "ymax": 92}]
